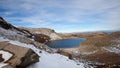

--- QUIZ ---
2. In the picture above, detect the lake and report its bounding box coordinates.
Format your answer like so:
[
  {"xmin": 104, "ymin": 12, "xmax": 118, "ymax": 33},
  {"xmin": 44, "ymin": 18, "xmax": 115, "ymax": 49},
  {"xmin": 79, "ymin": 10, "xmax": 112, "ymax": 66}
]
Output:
[{"xmin": 46, "ymin": 38, "xmax": 85, "ymax": 48}]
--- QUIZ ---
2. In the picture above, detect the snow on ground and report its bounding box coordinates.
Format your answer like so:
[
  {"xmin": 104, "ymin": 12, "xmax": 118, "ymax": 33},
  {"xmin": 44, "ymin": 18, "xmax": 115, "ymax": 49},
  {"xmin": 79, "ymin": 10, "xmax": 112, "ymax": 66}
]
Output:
[
  {"xmin": 0, "ymin": 37, "xmax": 9, "ymax": 42},
  {"xmin": 0, "ymin": 50, "xmax": 13, "ymax": 62},
  {"xmin": 103, "ymin": 46, "xmax": 120, "ymax": 54},
  {"xmin": 102, "ymin": 38, "xmax": 120, "ymax": 54},
  {"xmin": 0, "ymin": 37, "xmax": 90, "ymax": 68},
  {"xmin": 28, "ymin": 51, "xmax": 85, "ymax": 68},
  {"xmin": 0, "ymin": 63, "xmax": 8, "ymax": 68},
  {"xmin": 0, "ymin": 50, "xmax": 13, "ymax": 68},
  {"xmin": 81, "ymin": 50, "xmax": 98, "ymax": 55}
]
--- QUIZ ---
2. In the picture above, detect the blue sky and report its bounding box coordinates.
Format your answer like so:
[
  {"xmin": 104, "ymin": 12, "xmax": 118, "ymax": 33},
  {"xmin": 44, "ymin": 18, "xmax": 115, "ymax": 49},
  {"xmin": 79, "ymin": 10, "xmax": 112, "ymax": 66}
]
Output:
[{"xmin": 0, "ymin": 0, "xmax": 120, "ymax": 33}]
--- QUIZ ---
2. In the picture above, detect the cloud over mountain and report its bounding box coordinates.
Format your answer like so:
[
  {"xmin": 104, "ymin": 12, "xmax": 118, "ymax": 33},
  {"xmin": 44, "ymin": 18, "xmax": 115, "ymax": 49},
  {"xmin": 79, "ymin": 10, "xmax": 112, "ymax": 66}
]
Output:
[{"xmin": 0, "ymin": 0, "xmax": 120, "ymax": 32}]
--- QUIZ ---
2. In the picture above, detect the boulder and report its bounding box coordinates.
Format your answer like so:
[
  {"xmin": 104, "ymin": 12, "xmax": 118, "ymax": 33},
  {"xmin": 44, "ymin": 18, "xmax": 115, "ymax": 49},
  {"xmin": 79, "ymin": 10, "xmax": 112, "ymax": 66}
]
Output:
[{"xmin": 0, "ymin": 42, "xmax": 39, "ymax": 68}]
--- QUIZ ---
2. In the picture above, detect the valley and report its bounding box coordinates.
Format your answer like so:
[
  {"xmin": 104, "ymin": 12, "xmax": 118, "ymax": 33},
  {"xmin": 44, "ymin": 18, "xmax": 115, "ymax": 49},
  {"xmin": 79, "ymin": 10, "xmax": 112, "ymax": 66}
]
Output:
[{"xmin": 0, "ymin": 17, "xmax": 120, "ymax": 68}]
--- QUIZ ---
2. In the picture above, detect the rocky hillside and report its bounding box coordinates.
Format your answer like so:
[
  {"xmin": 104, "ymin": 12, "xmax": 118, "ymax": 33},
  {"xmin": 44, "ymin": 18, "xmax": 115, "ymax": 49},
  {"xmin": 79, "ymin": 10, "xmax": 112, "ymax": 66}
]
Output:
[
  {"xmin": 0, "ymin": 17, "xmax": 120, "ymax": 68},
  {"xmin": 0, "ymin": 17, "xmax": 32, "ymax": 38},
  {"xmin": 0, "ymin": 17, "xmax": 72, "ymax": 68},
  {"xmin": 0, "ymin": 17, "xmax": 41, "ymax": 68},
  {"xmin": 25, "ymin": 28, "xmax": 62, "ymax": 40},
  {"xmin": 0, "ymin": 17, "xmax": 92, "ymax": 68}
]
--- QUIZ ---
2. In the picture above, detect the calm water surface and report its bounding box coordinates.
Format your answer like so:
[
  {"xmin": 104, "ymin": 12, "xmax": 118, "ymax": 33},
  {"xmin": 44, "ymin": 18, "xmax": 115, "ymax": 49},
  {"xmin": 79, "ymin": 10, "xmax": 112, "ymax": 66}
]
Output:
[{"xmin": 46, "ymin": 38, "xmax": 85, "ymax": 48}]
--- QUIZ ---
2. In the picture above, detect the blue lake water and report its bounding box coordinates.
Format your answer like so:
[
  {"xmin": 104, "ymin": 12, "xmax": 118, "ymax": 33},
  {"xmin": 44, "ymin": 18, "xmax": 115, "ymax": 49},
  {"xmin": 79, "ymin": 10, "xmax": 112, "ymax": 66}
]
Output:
[{"xmin": 46, "ymin": 38, "xmax": 85, "ymax": 48}]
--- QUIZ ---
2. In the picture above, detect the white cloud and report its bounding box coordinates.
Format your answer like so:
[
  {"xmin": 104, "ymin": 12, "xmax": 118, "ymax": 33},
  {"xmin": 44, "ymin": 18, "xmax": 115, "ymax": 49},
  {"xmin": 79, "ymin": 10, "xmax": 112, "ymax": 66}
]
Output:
[{"xmin": 0, "ymin": 0, "xmax": 120, "ymax": 32}]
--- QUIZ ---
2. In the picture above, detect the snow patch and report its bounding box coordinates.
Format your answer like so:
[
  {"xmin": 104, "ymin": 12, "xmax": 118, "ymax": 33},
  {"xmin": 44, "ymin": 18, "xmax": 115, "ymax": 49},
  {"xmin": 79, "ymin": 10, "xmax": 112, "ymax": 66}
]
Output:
[
  {"xmin": 0, "ymin": 37, "xmax": 92, "ymax": 68},
  {"xmin": 0, "ymin": 50, "xmax": 13, "ymax": 62},
  {"xmin": 102, "ymin": 38, "xmax": 120, "ymax": 54},
  {"xmin": 0, "ymin": 37, "xmax": 9, "ymax": 42},
  {"xmin": 103, "ymin": 47, "xmax": 120, "ymax": 54},
  {"xmin": 0, "ymin": 50, "xmax": 13, "ymax": 68},
  {"xmin": 28, "ymin": 51, "xmax": 85, "ymax": 68},
  {"xmin": 80, "ymin": 50, "xmax": 97, "ymax": 55},
  {"xmin": 0, "ymin": 63, "xmax": 8, "ymax": 68}
]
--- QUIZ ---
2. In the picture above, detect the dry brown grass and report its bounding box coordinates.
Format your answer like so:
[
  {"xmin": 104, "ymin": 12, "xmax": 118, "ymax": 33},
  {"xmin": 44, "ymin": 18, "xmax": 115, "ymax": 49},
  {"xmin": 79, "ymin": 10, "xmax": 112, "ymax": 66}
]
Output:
[
  {"xmin": 77, "ymin": 31, "xmax": 120, "ymax": 65},
  {"xmin": 80, "ymin": 31, "xmax": 120, "ymax": 47}
]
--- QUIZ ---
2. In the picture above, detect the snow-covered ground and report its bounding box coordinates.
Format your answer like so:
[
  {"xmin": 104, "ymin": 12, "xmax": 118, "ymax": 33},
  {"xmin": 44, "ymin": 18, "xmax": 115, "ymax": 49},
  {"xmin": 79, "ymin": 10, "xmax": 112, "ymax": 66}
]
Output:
[
  {"xmin": 102, "ymin": 38, "xmax": 120, "ymax": 54},
  {"xmin": 0, "ymin": 37, "xmax": 92, "ymax": 68},
  {"xmin": 0, "ymin": 50, "xmax": 13, "ymax": 62},
  {"xmin": 103, "ymin": 45, "xmax": 120, "ymax": 54},
  {"xmin": 0, "ymin": 50, "xmax": 13, "ymax": 68},
  {"xmin": 0, "ymin": 27, "xmax": 25, "ymax": 38},
  {"xmin": 28, "ymin": 51, "xmax": 85, "ymax": 68},
  {"xmin": 0, "ymin": 63, "xmax": 8, "ymax": 68},
  {"xmin": 80, "ymin": 50, "xmax": 98, "ymax": 55}
]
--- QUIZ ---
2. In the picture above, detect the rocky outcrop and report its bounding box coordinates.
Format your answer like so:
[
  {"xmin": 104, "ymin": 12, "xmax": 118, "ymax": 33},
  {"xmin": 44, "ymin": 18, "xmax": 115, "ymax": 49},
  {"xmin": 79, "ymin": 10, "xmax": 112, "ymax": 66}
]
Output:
[
  {"xmin": 34, "ymin": 34, "xmax": 50, "ymax": 43},
  {"xmin": 17, "ymin": 49, "xmax": 39, "ymax": 68},
  {"xmin": 0, "ymin": 17, "xmax": 33, "ymax": 38},
  {"xmin": 0, "ymin": 42, "xmax": 39, "ymax": 68},
  {"xmin": 0, "ymin": 17, "xmax": 13, "ymax": 29}
]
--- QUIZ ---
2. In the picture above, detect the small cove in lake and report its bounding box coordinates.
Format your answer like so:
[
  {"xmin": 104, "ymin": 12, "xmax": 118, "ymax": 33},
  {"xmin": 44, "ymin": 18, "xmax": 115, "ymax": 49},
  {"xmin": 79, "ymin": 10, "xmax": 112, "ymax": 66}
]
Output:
[{"xmin": 46, "ymin": 38, "xmax": 85, "ymax": 48}]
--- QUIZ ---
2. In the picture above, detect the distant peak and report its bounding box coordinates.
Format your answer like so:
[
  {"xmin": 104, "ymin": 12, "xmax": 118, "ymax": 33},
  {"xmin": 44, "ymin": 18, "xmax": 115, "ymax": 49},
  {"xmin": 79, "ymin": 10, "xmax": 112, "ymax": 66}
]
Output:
[
  {"xmin": 0, "ymin": 17, "xmax": 3, "ymax": 19},
  {"xmin": 0, "ymin": 17, "xmax": 4, "ymax": 21},
  {"xmin": 0, "ymin": 17, "xmax": 13, "ymax": 29}
]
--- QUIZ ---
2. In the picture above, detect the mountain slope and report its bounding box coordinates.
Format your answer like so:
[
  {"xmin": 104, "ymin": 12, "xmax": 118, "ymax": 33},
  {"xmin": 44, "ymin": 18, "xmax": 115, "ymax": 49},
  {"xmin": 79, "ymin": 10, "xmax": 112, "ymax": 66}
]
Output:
[
  {"xmin": 0, "ymin": 17, "xmax": 90, "ymax": 68},
  {"xmin": 0, "ymin": 17, "xmax": 40, "ymax": 68}
]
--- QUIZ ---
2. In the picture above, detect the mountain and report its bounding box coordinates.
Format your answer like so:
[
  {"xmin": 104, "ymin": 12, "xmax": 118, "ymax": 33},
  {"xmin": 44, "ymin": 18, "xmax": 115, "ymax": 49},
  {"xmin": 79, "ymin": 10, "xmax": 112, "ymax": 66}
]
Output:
[
  {"xmin": 0, "ymin": 17, "xmax": 41, "ymax": 68},
  {"xmin": 0, "ymin": 17, "xmax": 86, "ymax": 68},
  {"xmin": 0, "ymin": 17, "xmax": 120, "ymax": 68},
  {"xmin": 24, "ymin": 28, "xmax": 62, "ymax": 40}
]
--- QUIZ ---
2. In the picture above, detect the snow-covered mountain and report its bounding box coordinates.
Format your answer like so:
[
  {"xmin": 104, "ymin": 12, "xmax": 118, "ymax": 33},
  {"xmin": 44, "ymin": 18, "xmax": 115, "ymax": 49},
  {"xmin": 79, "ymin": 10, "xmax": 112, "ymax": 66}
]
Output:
[{"xmin": 0, "ymin": 17, "xmax": 89, "ymax": 68}]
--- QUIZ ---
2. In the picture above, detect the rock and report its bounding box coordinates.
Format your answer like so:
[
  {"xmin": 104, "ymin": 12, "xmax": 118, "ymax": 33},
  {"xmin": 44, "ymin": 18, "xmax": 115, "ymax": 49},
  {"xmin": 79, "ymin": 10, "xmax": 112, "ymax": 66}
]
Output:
[
  {"xmin": 17, "ymin": 49, "xmax": 39, "ymax": 68},
  {"xmin": 34, "ymin": 34, "xmax": 50, "ymax": 43},
  {"xmin": 0, "ymin": 42, "xmax": 39, "ymax": 68},
  {"xmin": 57, "ymin": 49, "xmax": 73, "ymax": 59},
  {"xmin": 0, "ymin": 54, "xmax": 4, "ymax": 62},
  {"xmin": 0, "ymin": 17, "xmax": 13, "ymax": 29}
]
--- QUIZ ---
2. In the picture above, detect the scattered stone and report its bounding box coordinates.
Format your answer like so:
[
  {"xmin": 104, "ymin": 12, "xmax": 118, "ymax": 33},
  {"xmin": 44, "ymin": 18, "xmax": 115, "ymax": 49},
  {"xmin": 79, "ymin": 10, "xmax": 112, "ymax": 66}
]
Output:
[
  {"xmin": 0, "ymin": 54, "xmax": 4, "ymax": 62},
  {"xmin": 39, "ymin": 51, "xmax": 42, "ymax": 53}
]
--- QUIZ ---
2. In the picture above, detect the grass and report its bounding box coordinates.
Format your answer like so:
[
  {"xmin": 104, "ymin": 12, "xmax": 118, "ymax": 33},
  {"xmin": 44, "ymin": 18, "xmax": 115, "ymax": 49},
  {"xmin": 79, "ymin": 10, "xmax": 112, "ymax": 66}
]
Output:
[{"xmin": 77, "ymin": 31, "xmax": 120, "ymax": 65}]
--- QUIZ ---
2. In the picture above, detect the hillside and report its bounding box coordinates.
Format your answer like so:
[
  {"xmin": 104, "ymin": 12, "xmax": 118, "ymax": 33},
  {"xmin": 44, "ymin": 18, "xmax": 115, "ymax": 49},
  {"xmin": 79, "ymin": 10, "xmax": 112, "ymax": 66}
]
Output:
[
  {"xmin": 0, "ymin": 17, "xmax": 90, "ymax": 68},
  {"xmin": 0, "ymin": 17, "xmax": 42, "ymax": 68},
  {"xmin": 24, "ymin": 28, "xmax": 62, "ymax": 40},
  {"xmin": 60, "ymin": 31, "xmax": 120, "ymax": 67}
]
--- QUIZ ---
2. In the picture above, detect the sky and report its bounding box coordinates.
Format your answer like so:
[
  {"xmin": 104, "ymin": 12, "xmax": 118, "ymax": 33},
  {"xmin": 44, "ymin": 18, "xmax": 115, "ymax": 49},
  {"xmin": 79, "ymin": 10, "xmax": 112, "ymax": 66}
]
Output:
[{"xmin": 0, "ymin": 0, "xmax": 120, "ymax": 33}]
